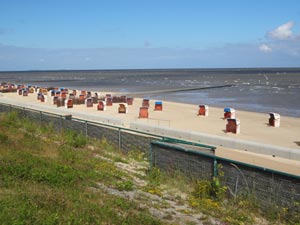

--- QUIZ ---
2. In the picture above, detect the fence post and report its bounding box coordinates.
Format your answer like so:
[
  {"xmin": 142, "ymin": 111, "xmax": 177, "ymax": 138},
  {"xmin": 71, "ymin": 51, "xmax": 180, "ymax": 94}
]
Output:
[
  {"xmin": 149, "ymin": 143, "xmax": 154, "ymax": 169},
  {"xmin": 60, "ymin": 115, "xmax": 63, "ymax": 130},
  {"xmin": 85, "ymin": 121, "xmax": 88, "ymax": 136},
  {"xmin": 118, "ymin": 128, "xmax": 121, "ymax": 150},
  {"xmin": 213, "ymin": 158, "xmax": 218, "ymax": 177},
  {"xmin": 40, "ymin": 111, "xmax": 42, "ymax": 125},
  {"xmin": 23, "ymin": 107, "xmax": 26, "ymax": 118}
]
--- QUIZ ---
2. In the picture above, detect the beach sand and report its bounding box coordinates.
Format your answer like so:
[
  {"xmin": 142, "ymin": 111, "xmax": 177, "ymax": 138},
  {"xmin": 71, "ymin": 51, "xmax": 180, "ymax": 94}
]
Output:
[{"xmin": 1, "ymin": 91, "xmax": 300, "ymax": 175}]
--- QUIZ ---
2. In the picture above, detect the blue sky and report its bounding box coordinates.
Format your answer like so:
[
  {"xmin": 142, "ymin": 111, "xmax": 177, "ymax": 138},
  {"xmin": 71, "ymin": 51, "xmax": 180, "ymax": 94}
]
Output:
[{"xmin": 0, "ymin": 0, "xmax": 300, "ymax": 70}]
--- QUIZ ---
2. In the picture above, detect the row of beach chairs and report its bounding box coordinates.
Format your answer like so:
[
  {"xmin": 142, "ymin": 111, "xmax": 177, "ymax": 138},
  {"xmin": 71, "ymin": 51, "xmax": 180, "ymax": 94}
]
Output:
[{"xmin": 15, "ymin": 84, "xmax": 281, "ymax": 135}]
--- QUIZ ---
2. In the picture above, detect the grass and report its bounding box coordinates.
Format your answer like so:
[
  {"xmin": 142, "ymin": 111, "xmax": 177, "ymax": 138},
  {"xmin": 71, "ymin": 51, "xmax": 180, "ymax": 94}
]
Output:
[
  {"xmin": 0, "ymin": 112, "xmax": 162, "ymax": 225},
  {"xmin": 0, "ymin": 111, "xmax": 299, "ymax": 225}
]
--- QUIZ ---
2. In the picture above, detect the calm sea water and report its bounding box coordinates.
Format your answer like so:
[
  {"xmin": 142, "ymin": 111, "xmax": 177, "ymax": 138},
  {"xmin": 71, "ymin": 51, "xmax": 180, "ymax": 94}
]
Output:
[{"xmin": 1, "ymin": 68, "xmax": 300, "ymax": 117}]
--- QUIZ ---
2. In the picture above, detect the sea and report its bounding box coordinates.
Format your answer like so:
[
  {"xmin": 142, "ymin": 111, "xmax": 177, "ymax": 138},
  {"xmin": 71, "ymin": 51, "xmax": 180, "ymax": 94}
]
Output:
[{"xmin": 0, "ymin": 68, "xmax": 300, "ymax": 117}]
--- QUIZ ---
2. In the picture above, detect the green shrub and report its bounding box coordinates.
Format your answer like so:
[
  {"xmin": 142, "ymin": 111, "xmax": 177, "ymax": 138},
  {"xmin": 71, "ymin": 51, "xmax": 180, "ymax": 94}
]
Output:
[
  {"xmin": 117, "ymin": 180, "xmax": 134, "ymax": 191},
  {"xmin": 0, "ymin": 133, "xmax": 8, "ymax": 144},
  {"xmin": 63, "ymin": 130, "xmax": 87, "ymax": 148}
]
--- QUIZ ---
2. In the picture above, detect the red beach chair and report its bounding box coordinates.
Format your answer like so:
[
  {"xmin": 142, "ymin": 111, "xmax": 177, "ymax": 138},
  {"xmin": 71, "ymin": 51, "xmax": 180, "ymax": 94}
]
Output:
[
  {"xmin": 106, "ymin": 97, "xmax": 113, "ymax": 106},
  {"xmin": 139, "ymin": 107, "xmax": 149, "ymax": 118},
  {"xmin": 154, "ymin": 101, "xmax": 163, "ymax": 111},
  {"xmin": 40, "ymin": 95, "xmax": 45, "ymax": 102},
  {"xmin": 226, "ymin": 118, "xmax": 240, "ymax": 134},
  {"xmin": 79, "ymin": 94, "xmax": 85, "ymax": 104},
  {"xmin": 97, "ymin": 101, "xmax": 106, "ymax": 111},
  {"xmin": 65, "ymin": 99, "xmax": 73, "ymax": 108},
  {"xmin": 198, "ymin": 105, "xmax": 209, "ymax": 116},
  {"xmin": 224, "ymin": 108, "xmax": 235, "ymax": 119},
  {"xmin": 142, "ymin": 98, "xmax": 150, "ymax": 108}
]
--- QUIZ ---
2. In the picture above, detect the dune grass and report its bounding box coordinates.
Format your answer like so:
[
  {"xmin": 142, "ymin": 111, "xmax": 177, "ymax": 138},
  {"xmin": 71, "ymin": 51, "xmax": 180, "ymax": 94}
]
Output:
[{"xmin": 0, "ymin": 112, "xmax": 162, "ymax": 225}]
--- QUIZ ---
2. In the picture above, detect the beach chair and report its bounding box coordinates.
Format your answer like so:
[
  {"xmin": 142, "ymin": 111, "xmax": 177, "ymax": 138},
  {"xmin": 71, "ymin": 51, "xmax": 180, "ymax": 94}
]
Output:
[
  {"xmin": 52, "ymin": 96, "xmax": 58, "ymax": 105},
  {"xmin": 29, "ymin": 87, "xmax": 35, "ymax": 93},
  {"xmin": 55, "ymin": 91, "xmax": 61, "ymax": 97},
  {"xmin": 112, "ymin": 96, "xmax": 120, "ymax": 103},
  {"xmin": 37, "ymin": 93, "xmax": 43, "ymax": 100},
  {"xmin": 120, "ymin": 96, "xmax": 127, "ymax": 103},
  {"xmin": 17, "ymin": 84, "xmax": 25, "ymax": 90},
  {"xmin": 61, "ymin": 91, "xmax": 67, "ymax": 99},
  {"xmin": 85, "ymin": 98, "xmax": 93, "ymax": 107},
  {"xmin": 56, "ymin": 98, "xmax": 65, "ymax": 107},
  {"xmin": 50, "ymin": 90, "xmax": 56, "ymax": 96},
  {"xmin": 142, "ymin": 98, "xmax": 150, "ymax": 108},
  {"xmin": 65, "ymin": 99, "xmax": 73, "ymax": 108},
  {"xmin": 73, "ymin": 97, "xmax": 80, "ymax": 105},
  {"xmin": 226, "ymin": 118, "xmax": 240, "ymax": 134},
  {"xmin": 69, "ymin": 93, "xmax": 75, "ymax": 99},
  {"xmin": 269, "ymin": 112, "xmax": 280, "ymax": 127},
  {"xmin": 118, "ymin": 103, "xmax": 128, "ymax": 113},
  {"xmin": 92, "ymin": 96, "xmax": 98, "ymax": 104},
  {"xmin": 92, "ymin": 93, "xmax": 99, "ymax": 103},
  {"xmin": 154, "ymin": 101, "xmax": 163, "ymax": 111},
  {"xmin": 198, "ymin": 105, "xmax": 209, "ymax": 116},
  {"xmin": 97, "ymin": 101, "xmax": 106, "ymax": 111},
  {"xmin": 106, "ymin": 97, "xmax": 113, "ymax": 106},
  {"xmin": 18, "ymin": 89, "xmax": 23, "ymax": 95},
  {"xmin": 126, "ymin": 97, "xmax": 134, "ymax": 105},
  {"xmin": 139, "ymin": 107, "xmax": 149, "ymax": 118},
  {"xmin": 79, "ymin": 94, "xmax": 85, "ymax": 104},
  {"xmin": 40, "ymin": 94, "xmax": 45, "ymax": 102},
  {"xmin": 42, "ymin": 88, "xmax": 48, "ymax": 95},
  {"xmin": 22, "ymin": 89, "xmax": 28, "ymax": 96},
  {"xmin": 224, "ymin": 107, "xmax": 235, "ymax": 119}
]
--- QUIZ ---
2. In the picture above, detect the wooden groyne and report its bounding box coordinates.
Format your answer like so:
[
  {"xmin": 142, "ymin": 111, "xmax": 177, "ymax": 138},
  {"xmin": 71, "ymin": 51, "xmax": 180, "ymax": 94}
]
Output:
[{"xmin": 128, "ymin": 84, "xmax": 235, "ymax": 96}]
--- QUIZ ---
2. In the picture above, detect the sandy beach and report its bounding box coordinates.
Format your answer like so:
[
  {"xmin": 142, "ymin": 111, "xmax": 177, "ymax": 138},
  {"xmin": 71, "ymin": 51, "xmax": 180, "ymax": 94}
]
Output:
[{"xmin": 1, "ymin": 90, "xmax": 300, "ymax": 175}]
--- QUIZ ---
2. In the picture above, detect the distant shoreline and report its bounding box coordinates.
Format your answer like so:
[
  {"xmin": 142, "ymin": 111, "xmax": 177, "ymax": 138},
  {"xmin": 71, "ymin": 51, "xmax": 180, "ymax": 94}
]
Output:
[{"xmin": 1, "ymin": 66, "xmax": 300, "ymax": 73}]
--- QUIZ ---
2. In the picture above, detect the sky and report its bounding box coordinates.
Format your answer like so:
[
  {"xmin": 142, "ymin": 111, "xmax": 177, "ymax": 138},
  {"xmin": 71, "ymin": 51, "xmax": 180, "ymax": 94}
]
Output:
[{"xmin": 0, "ymin": 0, "xmax": 300, "ymax": 71}]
